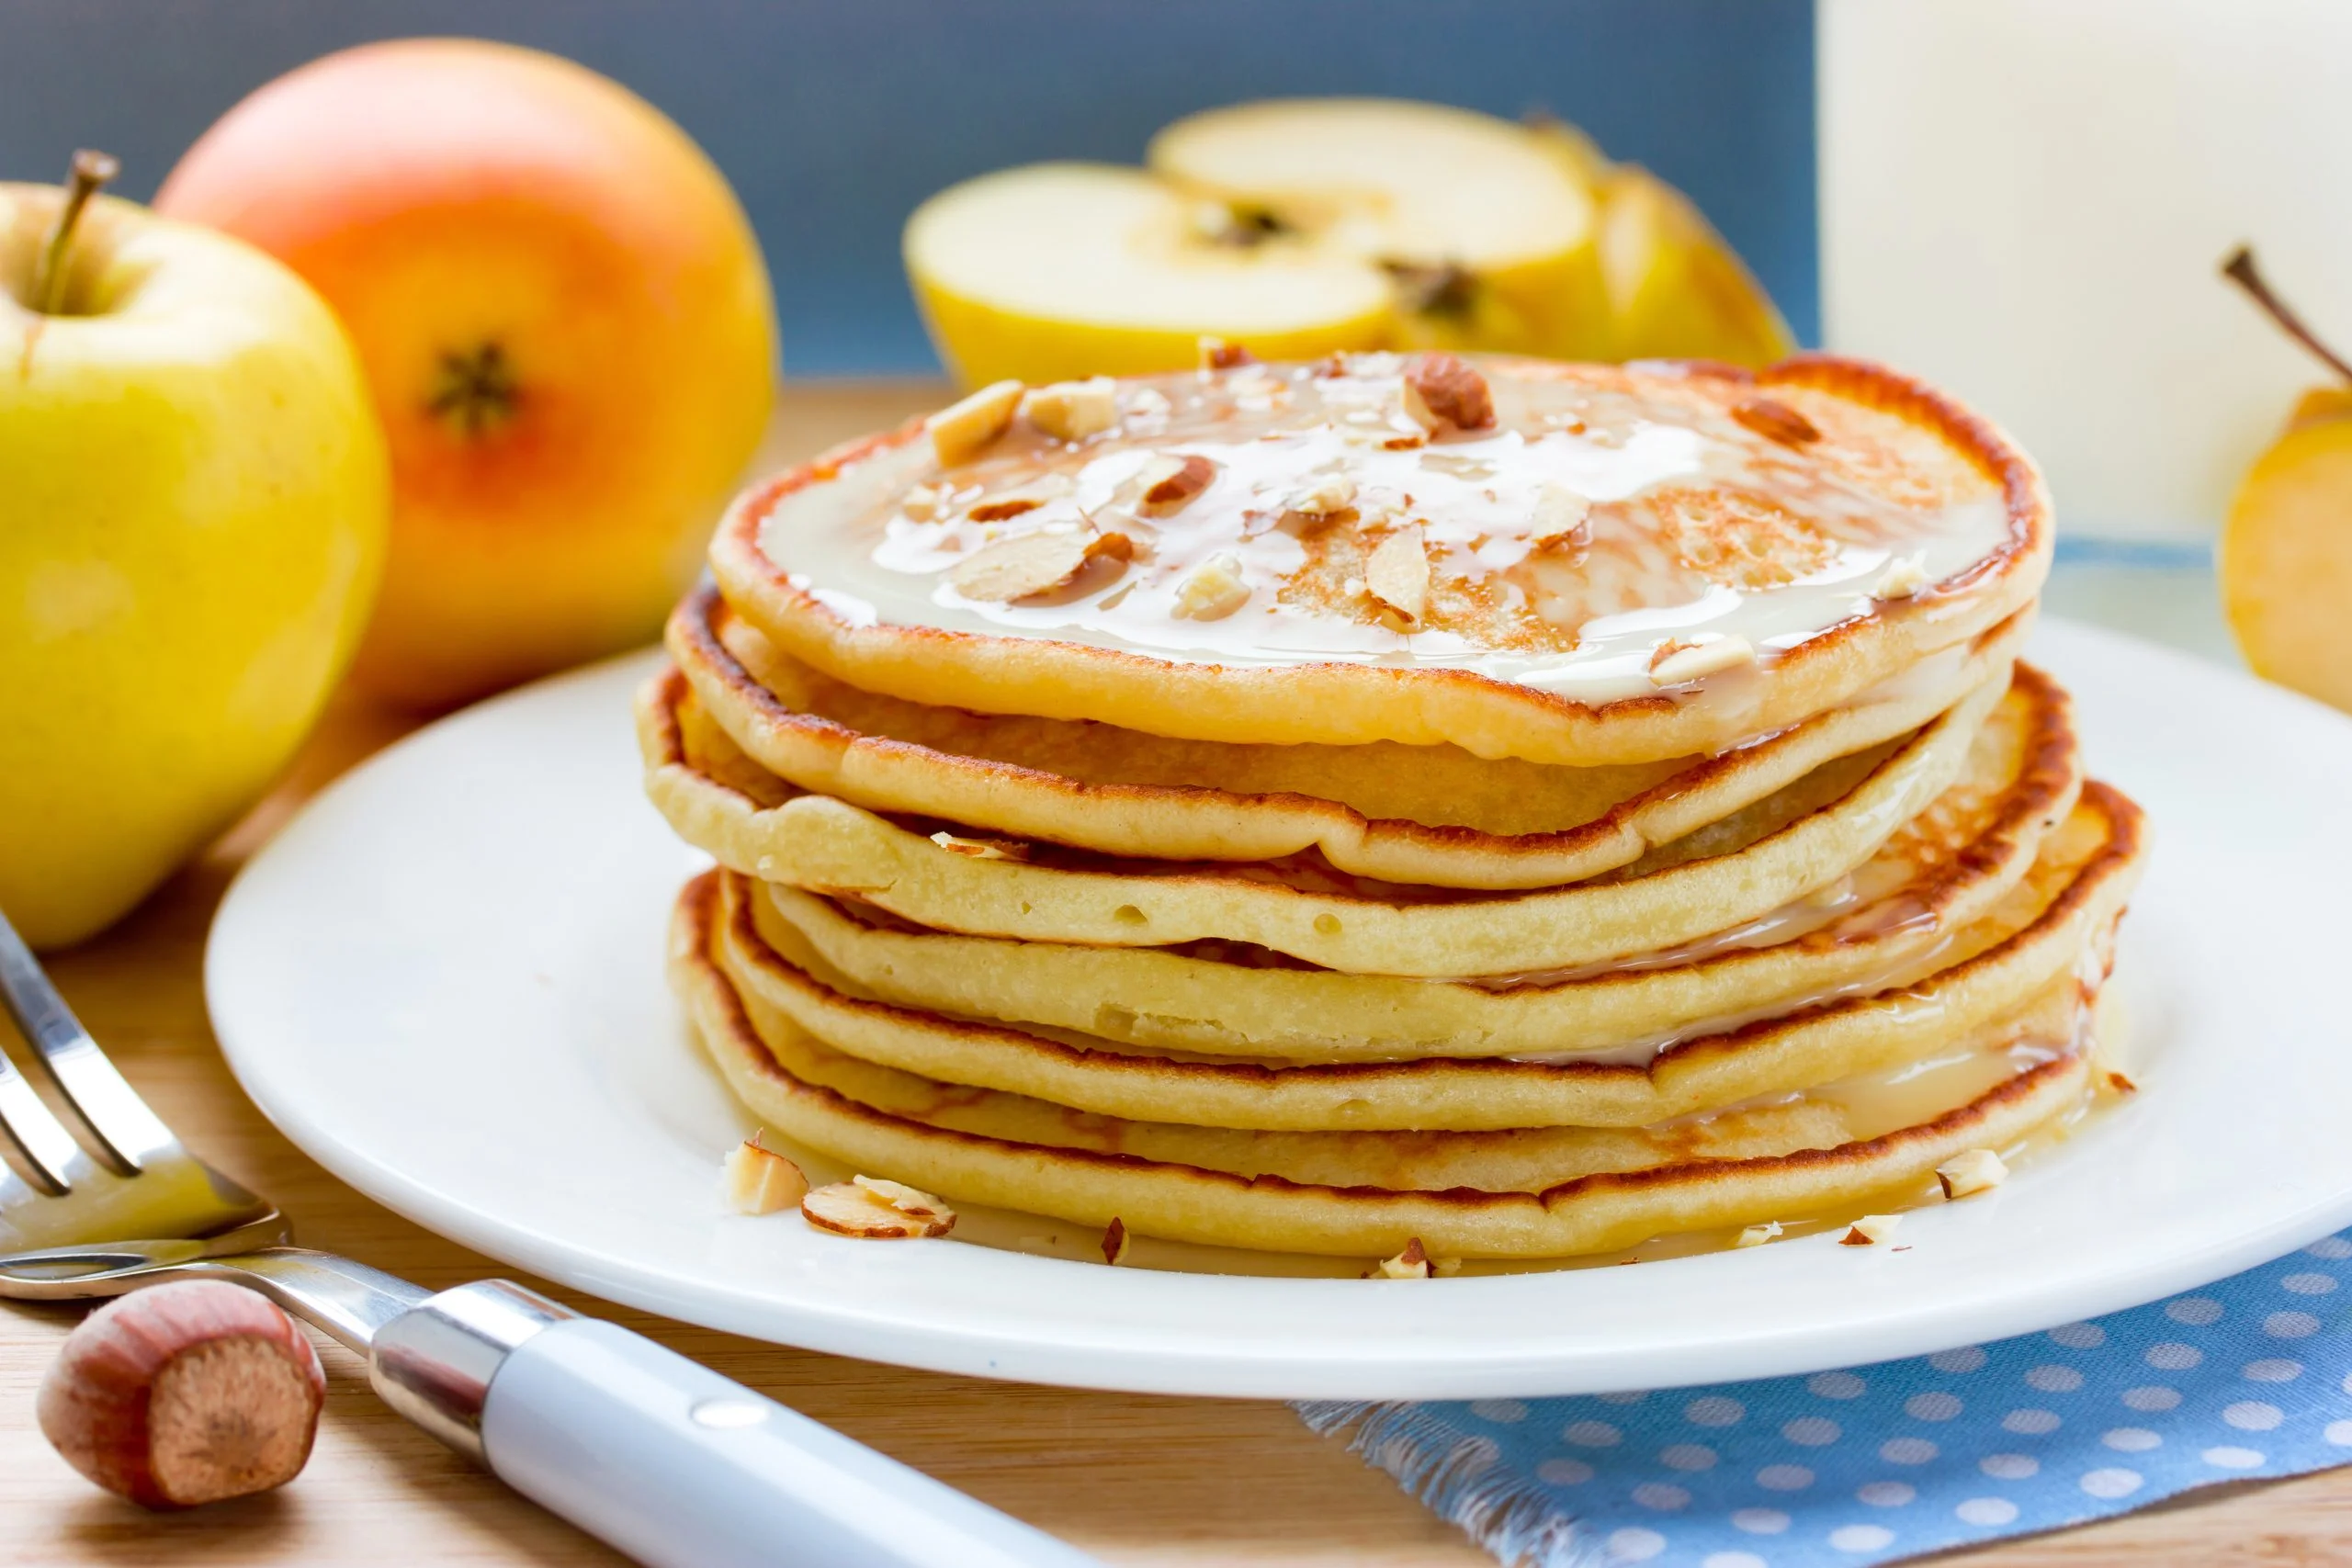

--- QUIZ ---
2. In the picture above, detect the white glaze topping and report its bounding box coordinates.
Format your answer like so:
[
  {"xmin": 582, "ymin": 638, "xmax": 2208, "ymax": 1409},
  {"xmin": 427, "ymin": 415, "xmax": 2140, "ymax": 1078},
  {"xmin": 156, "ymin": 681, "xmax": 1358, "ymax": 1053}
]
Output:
[{"xmin": 760, "ymin": 355, "xmax": 2019, "ymax": 707}]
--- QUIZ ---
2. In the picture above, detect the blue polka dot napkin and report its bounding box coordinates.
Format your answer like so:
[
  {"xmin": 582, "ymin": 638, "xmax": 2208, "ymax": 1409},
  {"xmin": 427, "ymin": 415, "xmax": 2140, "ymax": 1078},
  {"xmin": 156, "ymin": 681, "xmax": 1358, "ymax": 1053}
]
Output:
[{"xmin": 1298, "ymin": 1231, "xmax": 2352, "ymax": 1566}]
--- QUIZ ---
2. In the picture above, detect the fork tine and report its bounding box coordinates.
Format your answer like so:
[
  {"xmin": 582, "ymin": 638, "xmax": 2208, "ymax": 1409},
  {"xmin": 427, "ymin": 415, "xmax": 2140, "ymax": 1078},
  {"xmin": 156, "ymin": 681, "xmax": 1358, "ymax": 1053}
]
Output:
[
  {"xmin": 0, "ymin": 908, "xmax": 175, "ymax": 1175},
  {"xmin": 0, "ymin": 1027, "xmax": 80, "ymax": 1194}
]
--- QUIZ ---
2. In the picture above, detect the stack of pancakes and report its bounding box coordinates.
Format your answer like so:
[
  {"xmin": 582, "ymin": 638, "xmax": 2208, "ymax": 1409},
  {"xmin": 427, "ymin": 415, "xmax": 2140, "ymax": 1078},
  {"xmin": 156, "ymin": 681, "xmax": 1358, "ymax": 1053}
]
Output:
[{"xmin": 642, "ymin": 351, "xmax": 2143, "ymax": 1264}]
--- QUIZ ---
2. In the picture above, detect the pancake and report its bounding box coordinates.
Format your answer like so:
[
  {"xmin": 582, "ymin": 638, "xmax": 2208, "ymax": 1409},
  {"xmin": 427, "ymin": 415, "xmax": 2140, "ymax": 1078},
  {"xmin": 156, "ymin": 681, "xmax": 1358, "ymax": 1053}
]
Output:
[
  {"xmin": 707, "ymin": 354, "xmax": 2051, "ymax": 766},
  {"xmin": 673, "ymin": 873, "xmax": 2109, "ymax": 1259},
  {"xmin": 706, "ymin": 785, "xmax": 2142, "ymax": 1131},
  {"xmin": 640, "ymin": 662, "xmax": 2021, "ymax": 978},
  {"xmin": 742, "ymin": 693, "xmax": 2084, "ymax": 1062},
  {"xmin": 673, "ymin": 583, "xmax": 2032, "ymax": 890}
]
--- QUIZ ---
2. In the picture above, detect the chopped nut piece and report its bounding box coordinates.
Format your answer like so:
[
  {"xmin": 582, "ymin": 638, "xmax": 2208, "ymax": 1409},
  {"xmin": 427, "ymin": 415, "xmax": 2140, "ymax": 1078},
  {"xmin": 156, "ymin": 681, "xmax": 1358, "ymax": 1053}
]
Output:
[
  {"xmin": 928, "ymin": 379, "xmax": 1025, "ymax": 466},
  {"xmin": 2107, "ymin": 1070, "xmax": 2139, "ymax": 1094},
  {"xmin": 1400, "ymin": 352, "xmax": 1496, "ymax": 434},
  {"xmin": 721, "ymin": 1137, "xmax": 808, "ymax": 1215},
  {"xmin": 1840, "ymin": 1213, "xmax": 1903, "ymax": 1247},
  {"xmin": 1376, "ymin": 1237, "xmax": 1432, "ymax": 1279},
  {"xmin": 1101, "ymin": 1217, "xmax": 1132, "ymax": 1266},
  {"xmin": 801, "ymin": 1180, "xmax": 956, "ymax": 1239},
  {"xmin": 1936, "ymin": 1148, "xmax": 2009, "ymax": 1201},
  {"xmin": 854, "ymin": 1174, "xmax": 952, "ymax": 1217},
  {"xmin": 1197, "ymin": 335, "xmax": 1255, "ymax": 370},
  {"xmin": 1025, "ymin": 377, "xmax": 1118, "ymax": 442},
  {"xmin": 1733, "ymin": 396, "xmax": 1822, "ymax": 447},
  {"xmin": 1430, "ymin": 1256, "xmax": 1464, "ymax": 1278},
  {"xmin": 1530, "ymin": 484, "xmax": 1592, "ymax": 547},
  {"xmin": 950, "ymin": 528, "xmax": 1129, "ymax": 603},
  {"xmin": 1138, "ymin": 452, "xmax": 1217, "ymax": 515},
  {"xmin": 928, "ymin": 830, "xmax": 1030, "ymax": 862},
  {"xmin": 966, "ymin": 473, "xmax": 1074, "ymax": 523},
  {"xmin": 1285, "ymin": 475, "xmax": 1357, "ymax": 518},
  {"xmin": 901, "ymin": 483, "xmax": 944, "ymax": 522},
  {"xmin": 967, "ymin": 496, "xmax": 1042, "ymax": 523},
  {"xmin": 1734, "ymin": 1221, "xmax": 1784, "ymax": 1248},
  {"xmin": 1875, "ymin": 552, "xmax": 1931, "ymax": 600},
  {"xmin": 1365, "ymin": 529, "xmax": 1430, "ymax": 626},
  {"xmin": 1649, "ymin": 635, "xmax": 1757, "ymax": 685},
  {"xmin": 1173, "ymin": 551, "xmax": 1250, "ymax": 620}
]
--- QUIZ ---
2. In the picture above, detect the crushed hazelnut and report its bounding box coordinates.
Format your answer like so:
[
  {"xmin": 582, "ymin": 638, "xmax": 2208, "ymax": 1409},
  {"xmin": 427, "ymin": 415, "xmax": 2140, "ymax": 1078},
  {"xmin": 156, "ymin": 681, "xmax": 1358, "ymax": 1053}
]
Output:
[
  {"xmin": 1649, "ymin": 636, "xmax": 1757, "ymax": 686},
  {"xmin": 1138, "ymin": 453, "xmax": 1217, "ymax": 515},
  {"xmin": 1936, "ymin": 1148, "xmax": 2009, "ymax": 1201},
  {"xmin": 928, "ymin": 830, "xmax": 1031, "ymax": 862},
  {"xmin": 1101, "ymin": 1217, "xmax": 1132, "ymax": 1266},
  {"xmin": 928, "ymin": 379, "xmax": 1026, "ymax": 467},
  {"xmin": 1400, "ymin": 353, "xmax": 1496, "ymax": 434},
  {"xmin": 1875, "ymin": 553, "xmax": 1931, "ymax": 600},
  {"xmin": 1173, "ymin": 551, "xmax": 1251, "ymax": 620},
  {"xmin": 802, "ymin": 1178, "xmax": 956, "ymax": 1238},
  {"xmin": 1840, "ymin": 1213, "xmax": 1903, "ymax": 1247},
  {"xmin": 1376, "ymin": 1237, "xmax": 1432, "ymax": 1279},
  {"xmin": 1530, "ymin": 484, "xmax": 1592, "ymax": 547},
  {"xmin": 1734, "ymin": 1221, "xmax": 1784, "ymax": 1248},
  {"xmin": 1285, "ymin": 475, "xmax": 1357, "ymax": 519},
  {"xmin": 721, "ymin": 1136, "xmax": 808, "ymax": 1215},
  {"xmin": 949, "ymin": 528, "xmax": 1130, "ymax": 603},
  {"xmin": 1025, "ymin": 378, "xmax": 1118, "ymax": 442},
  {"xmin": 2107, "ymin": 1071, "xmax": 2139, "ymax": 1094},
  {"xmin": 1732, "ymin": 396, "xmax": 1821, "ymax": 447},
  {"xmin": 900, "ymin": 483, "xmax": 944, "ymax": 522},
  {"xmin": 1365, "ymin": 530, "xmax": 1430, "ymax": 626}
]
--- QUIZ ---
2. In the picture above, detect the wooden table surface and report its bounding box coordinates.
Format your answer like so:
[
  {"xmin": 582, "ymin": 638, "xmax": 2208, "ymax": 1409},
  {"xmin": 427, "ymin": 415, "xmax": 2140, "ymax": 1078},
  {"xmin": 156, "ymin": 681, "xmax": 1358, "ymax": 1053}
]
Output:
[{"xmin": 3, "ymin": 384, "xmax": 2342, "ymax": 1566}]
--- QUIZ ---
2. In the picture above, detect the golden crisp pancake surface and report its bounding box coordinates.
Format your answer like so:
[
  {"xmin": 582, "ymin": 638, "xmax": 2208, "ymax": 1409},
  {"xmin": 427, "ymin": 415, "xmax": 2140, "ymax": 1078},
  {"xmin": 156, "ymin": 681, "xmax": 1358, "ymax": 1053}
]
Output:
[{"xmin": 710, "ymin": 354, "xmax": 2051, "ymax": 765}]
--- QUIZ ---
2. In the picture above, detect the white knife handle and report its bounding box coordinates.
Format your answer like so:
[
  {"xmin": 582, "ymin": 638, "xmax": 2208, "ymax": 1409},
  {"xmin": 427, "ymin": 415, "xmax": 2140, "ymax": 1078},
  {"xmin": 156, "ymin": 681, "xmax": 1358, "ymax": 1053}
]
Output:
[{"xmin": 369, "ymin": 1281, "xmax": 1100, "ymax": 1568}]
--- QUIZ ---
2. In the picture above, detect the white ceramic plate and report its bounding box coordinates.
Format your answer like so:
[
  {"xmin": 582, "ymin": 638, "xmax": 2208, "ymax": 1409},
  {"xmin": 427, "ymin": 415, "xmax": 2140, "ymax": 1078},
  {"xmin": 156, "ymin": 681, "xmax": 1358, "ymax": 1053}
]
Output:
[{"xmin": 207, "ymin": 620, "xmax": 2352, "ymax": 1400}]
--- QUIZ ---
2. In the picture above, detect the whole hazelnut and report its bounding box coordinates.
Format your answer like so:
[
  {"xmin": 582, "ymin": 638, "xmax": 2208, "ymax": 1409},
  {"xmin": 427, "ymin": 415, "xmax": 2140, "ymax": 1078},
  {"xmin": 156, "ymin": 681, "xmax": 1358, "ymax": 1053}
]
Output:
[{"xmin": 38, "ymin": 1279, "xmax": 326, "ymax": 1509}]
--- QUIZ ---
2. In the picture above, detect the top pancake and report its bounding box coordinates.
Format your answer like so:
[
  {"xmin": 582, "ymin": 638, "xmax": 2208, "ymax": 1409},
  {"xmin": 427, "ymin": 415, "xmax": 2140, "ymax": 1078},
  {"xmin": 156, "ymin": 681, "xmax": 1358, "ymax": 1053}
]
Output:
[{"xmin": 709, "ymin": 353, "xmax": 2051, "ymax": 765}]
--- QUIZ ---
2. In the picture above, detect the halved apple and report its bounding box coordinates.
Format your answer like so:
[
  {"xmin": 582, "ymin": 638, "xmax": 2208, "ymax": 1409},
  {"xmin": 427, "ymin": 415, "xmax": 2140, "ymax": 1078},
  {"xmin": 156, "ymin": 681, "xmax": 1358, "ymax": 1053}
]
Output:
[
  {"xmin": 1149, "ymin": 98, "xmax": 1605, "ymax": 360},
  {"xmin": 905, "ymin": 162, "xmax": 1393, "ymax": 389}
]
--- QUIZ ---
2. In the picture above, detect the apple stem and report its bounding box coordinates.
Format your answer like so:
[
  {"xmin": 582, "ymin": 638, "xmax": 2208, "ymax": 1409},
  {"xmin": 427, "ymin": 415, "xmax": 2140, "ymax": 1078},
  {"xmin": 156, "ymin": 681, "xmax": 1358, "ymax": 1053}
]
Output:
[
  {"xmin": 2222, "ymin": 245, "xmax": 2352, "ymax": 387},
  {"xmin": 30, "ymin": 149, "xmax": 119, "ymax": 316}
]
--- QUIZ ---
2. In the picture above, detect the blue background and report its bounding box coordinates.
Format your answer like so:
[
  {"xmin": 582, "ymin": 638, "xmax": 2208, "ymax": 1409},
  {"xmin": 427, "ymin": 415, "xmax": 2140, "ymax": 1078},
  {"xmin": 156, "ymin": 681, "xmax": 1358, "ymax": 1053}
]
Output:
[{"xmin": 0, "ymin": 0, "xmax": 1817, "ymax": 376}]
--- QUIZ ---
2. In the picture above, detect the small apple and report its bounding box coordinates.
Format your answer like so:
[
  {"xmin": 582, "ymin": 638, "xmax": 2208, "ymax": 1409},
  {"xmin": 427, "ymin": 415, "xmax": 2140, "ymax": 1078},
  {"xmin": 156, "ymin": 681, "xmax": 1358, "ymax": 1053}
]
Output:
[
  {"xmin": 158, "ymin": 39, "xmax": 778, "ymax": 708},
  {"xmin": 0, "ymin": 153, "xmax": 389, "ymax": 948},
  {"xmin": 2218, "ymin": 246, "xmax": 2352, "ymax": 715}
]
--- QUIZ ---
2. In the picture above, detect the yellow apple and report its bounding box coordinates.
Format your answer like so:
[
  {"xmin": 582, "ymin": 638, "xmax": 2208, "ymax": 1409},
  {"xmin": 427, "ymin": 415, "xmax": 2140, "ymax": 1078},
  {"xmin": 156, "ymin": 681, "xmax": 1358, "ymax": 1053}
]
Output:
[
  {"xmin": 2221, "ymin": 387, "xmax": 2352, "ymax": 713},
  {"xmin": 2217, "ymin": 247, "xmax": 2352, "ymax": 716},
  {"xmin": 0, "ymin": 156, "xmax": 388, "ymax": 948},
  {"xmin": 158, "ymin": 39, "xmax": 777, "ymax": 708}
]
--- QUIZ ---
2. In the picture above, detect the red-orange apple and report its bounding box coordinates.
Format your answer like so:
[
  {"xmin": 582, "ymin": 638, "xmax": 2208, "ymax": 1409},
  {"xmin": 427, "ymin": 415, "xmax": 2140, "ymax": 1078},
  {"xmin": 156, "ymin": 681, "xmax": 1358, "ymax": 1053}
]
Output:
[{"xmin": 158, "ymin": 39, "xmax": 776, "ymax": 707}]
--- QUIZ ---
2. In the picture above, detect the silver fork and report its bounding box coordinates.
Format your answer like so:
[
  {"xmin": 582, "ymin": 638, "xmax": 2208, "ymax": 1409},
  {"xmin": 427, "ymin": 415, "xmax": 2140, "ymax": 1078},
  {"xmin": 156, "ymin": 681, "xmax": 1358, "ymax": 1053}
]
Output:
[{"xmin": 0, "ymin": 907, "xmax": 1097, "ymax": 1568}]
